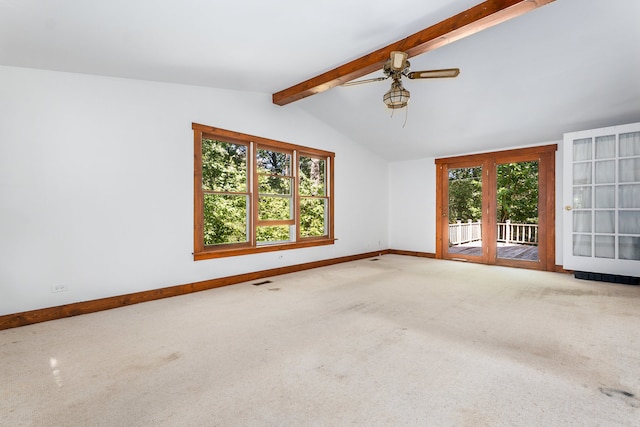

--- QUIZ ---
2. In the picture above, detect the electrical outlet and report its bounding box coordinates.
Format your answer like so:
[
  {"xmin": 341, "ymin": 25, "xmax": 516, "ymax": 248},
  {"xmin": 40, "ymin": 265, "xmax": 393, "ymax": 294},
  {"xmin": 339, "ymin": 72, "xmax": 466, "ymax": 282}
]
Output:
[{"xmin": 51, "ymin": 284, "xmax": 68, "ymax": 293}]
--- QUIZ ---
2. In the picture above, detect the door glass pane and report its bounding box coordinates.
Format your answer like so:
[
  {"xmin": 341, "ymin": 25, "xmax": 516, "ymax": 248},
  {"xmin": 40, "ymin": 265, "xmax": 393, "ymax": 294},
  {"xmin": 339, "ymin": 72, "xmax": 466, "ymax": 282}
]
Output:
[
  {"xmin": 594, "ymin": 211, "xmax": 615, "ymax": 234},
  {"xmin": 620, "ymin": 184, "xmax": 640, "ymax": 208},
  {"xmin": 573, "ymin": 163, "xmax": 592, "ymax": 185},
  {"xmin": 619, "ymin": 132, "xmax": 640, "ymax": 157},
  {"xmin": 619, "ymin": 236, "xmax": 640, "ymax": 260},
  {"xmin": 573, "ymin": 138, "xmax": 592, "ymax": 161},
  {"xmin": 573, "ymin": 186, "xmax": 592, "ymax": 209},
  {"xmin": 619, "ymin": 158, "xmax": 640, "ymax": 182},
  {"xmin": 619, "ymin": 211, "xmax": 640, "ymax": 234},
  {"xmin": 496, "ymin": 161, "xmax": 539, "ymax": 261},
  {"xmin": 595, "ymin": 135, "xmax": 616, "ymax": 159},
  {"xmin": 573, "ymin": 235, "xmax": 592, "ymax": 257},
  {"xmin": 594, "ymin": 236, "xmax": 615, "ymax": 259},
  {"xmin": 595, "ymin": 160, "xmax": 615, "ymax": 184},
  {"xmin": 594, "ymin": 186, "xmax": 615, "ymax": 208},
  {"xmin": 447, "ymin": 166, "xmax": 483, "ymax": 257},
  {"xmin": 573, "ymin": 211, "xmax": 592, "ymax": 232}
]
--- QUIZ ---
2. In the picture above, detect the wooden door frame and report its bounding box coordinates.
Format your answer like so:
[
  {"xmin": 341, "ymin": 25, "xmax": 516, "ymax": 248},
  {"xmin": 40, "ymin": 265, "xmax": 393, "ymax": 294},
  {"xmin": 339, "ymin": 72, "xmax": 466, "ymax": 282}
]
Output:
[{"xmin": 435, "ymin": 144, "xmax": 557, "ymax": 271}]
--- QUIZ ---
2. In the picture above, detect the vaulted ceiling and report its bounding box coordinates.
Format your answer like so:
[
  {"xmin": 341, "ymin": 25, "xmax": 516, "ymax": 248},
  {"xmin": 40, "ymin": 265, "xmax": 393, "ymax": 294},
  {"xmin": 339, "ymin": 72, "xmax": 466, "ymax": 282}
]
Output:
[{"xmin": 1, "ymin": 0, "xmax": 638, "ymax": 160}]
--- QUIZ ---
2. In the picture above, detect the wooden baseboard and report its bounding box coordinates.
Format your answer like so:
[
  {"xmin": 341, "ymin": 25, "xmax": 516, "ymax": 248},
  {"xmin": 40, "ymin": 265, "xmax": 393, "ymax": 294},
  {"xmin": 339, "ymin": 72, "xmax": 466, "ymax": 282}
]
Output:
[
  {"xmin": 388, "ymin": 249, "xmax": 436, "ymax": 258},
  {"xmin": 555, "ymin": 265, "xmax": 573, "ymax": 274},
  {"xmin": 0, "ymin": 250, "xmax": 389, "ymax": 331}
]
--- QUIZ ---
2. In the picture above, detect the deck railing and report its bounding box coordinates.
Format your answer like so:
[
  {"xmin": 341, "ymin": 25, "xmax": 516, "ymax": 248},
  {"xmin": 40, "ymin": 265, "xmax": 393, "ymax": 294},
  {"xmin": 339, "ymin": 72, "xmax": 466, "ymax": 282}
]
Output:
[
  {"xmin": 448, "ymin": 220, "xmax": 482, "ymax": 245},
  {"xmin": 497, "ymin": 220, "xmax": 538, "ymax": 245},
  {"xmin": 449, "ymin": 220, "xmax": 538, "ymax": 246}
]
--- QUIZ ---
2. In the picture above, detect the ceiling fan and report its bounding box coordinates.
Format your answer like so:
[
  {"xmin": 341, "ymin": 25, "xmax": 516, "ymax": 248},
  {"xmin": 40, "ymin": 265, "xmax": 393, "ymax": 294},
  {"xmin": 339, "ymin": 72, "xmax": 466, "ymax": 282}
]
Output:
[{"xmin": 341, "ymin": 51, "xmax": 460, "ymax": 109}]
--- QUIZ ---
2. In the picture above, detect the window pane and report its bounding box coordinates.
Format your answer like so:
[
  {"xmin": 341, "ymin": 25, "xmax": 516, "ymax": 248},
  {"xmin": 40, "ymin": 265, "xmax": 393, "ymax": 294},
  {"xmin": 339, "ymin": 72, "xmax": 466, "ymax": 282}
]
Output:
[
  {"xmin": 594, "ymin": 211, "xmax": 615, "ymax": 234},
  {"xmin": 620, "ymin": 184, "xmax": 640, "ymax": 208},
  {"xmin": 258, "ymin": 175, "xmax": 291, "ymax": 195},
  {"xmin": 203, "ymin": 194, "xmax": 248, "ymax": 245},
  {"xmin": 448, "ymin": 166, "xmax": 482, "ymax": 222},
  {"xmin": 573, "ymin": 235, "xmax": 591, "ymax": 257},
  {"xmin": 619, "ymin": 132, "xmax": 640, "ymax": 157},
  {"xmin": 202, "ymin": 139, "xmax": 247, "ymax": 192},
  {"xmin": 257, "ymin": 225, "xmax": 291, "ymax": 243},
  {"xmin": 573, "ymin": 186, "xmax": 592, "ymax": 209},
  {"xmin": 257, "ymin": 149, "xmax": 291, "ymax": 175},
  {"xmin": 259, "ymin": 196, "xmax": 292, "ymax": 220},
  {"xmin": 595, "ymin": 160, "xmax": 615, "ymax": 184},
  {"xmin": 573, "ymin": 211, "xmax": 592, "ymax": 233},
  {"xmin": 619, "ymin": 211, "xmax": 640, "ymax": 234},
  {"xmin": 594, "ymin": 186, "xmax": 614, "ymax": 208},
  {"xmin": 595, "ymin": 135, "xmax": 616, "ymax": 159},
  {"xmin": 573, "ymin": 163, "xmax": 592, "ymax": 185},
  {"xmin": 619, "ymin": 158, "xmax": 640, "ymax": 182},
  {"xmin": 619, "ymin": 236, "xmax": 640, "ymax": 260},
  {"xmin": 573, "ymin": 138, "xmax": 592, "ymax": 161},
  {"xmin": 299, "ymin": 156, "xmax": 326, "ymax": 196},
  {"xmin": 300, "ymin": 198, "xmax": 327, "ymax": 237},
  {"xmin": 594, "ymin": 236, "xmax": 615, "ymax": 259}
]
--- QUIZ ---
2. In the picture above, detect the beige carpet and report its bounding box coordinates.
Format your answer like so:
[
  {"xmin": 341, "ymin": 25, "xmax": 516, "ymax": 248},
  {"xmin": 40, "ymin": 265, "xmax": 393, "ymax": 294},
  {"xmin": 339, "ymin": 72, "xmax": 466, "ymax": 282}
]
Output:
[{"xmin": 2, "ymin": 255, "xmax": 639, "ymax": 426}]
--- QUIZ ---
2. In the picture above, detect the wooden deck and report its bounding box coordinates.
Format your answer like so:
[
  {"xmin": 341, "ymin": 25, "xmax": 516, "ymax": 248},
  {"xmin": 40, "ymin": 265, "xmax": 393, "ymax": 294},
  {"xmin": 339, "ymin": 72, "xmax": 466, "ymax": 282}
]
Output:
[{"xmin": 448, "ymin": 242, "xmax": 539, "ymax": 261}]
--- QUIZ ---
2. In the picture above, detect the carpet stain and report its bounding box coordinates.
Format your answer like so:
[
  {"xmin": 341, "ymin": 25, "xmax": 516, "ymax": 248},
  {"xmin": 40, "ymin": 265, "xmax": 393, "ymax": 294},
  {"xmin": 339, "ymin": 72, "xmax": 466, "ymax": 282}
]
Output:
[
  {"xmin": 333, "ymin": 302, "xmax": 377, "ymax": 314},
  {"xmin": 127, "ymin": 351, "xmax": 182, "ymax": 372},
  {"xmin": 517, "ymin": 287, "xmax": 611, "ymax": 299},
  {"xmin": 165, "ymin": 352, "xmax": 181, "ymax": 362},
  {"xmin": 599, "ymin": 387, "xmax": 639, "ymax": 407},
  {"xmin": 542, "ymin": 288, "xmax": 608, "ymax": 297}
]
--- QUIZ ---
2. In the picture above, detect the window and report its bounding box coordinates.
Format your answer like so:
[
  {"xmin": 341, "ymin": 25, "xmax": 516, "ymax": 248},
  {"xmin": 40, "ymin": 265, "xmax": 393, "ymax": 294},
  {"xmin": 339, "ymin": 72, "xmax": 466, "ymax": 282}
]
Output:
[{"xmin": 193, "ymin": 123, "xmax": 334, "ymax": 260}]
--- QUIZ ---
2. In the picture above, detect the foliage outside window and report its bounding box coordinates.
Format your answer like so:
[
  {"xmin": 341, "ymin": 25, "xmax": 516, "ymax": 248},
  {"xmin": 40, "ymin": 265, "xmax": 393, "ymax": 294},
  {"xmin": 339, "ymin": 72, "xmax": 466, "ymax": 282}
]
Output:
[
  {"xmin": 193, "ymin": 123, "xmax": 334, "ymax": 260},
  {"xmin": 447, "ymin": 162, "xmax": 539, "ymax": 224}
]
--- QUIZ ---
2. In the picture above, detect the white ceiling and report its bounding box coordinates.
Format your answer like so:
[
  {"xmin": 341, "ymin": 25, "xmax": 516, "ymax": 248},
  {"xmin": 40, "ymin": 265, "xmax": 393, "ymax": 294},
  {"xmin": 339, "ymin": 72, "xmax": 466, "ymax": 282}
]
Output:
[{"xmin": 1, "ymin": 0, "xmax": 639, "ymax": 160}]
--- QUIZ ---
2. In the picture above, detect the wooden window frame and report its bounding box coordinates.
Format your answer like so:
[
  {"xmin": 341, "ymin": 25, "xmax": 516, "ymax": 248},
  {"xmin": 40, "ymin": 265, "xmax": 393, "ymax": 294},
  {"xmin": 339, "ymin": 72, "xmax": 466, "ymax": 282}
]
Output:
[
  {"xmin": 193, "ymin": 123, "xmax": 335, "ymax": 260},
  {"xmin": 297, "ymin": 151, "xmax": 331, "ymax": 242}
]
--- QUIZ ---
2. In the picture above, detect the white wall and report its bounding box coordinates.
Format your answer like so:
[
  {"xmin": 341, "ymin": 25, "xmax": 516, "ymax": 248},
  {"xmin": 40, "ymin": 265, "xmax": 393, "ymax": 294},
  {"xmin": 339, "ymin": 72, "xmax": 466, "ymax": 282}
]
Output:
[
  {"xmin": 0, "ymin": 66, "xmax": 389, "ymax": 315},
  {"xmin": 388, "ymin": 147, "xmax": 565, "ymax": 265},
  {"xmin": 388, "ymin": 158, "xmax": 437, "ymax": 253}
]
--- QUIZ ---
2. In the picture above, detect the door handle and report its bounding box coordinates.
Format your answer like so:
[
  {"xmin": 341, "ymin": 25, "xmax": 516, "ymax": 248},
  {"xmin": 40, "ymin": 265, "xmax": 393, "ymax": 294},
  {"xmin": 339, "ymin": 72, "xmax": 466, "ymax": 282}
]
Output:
[{"xmin": 565, "ymin": 205, "xmax": 572, "ymax": 211}]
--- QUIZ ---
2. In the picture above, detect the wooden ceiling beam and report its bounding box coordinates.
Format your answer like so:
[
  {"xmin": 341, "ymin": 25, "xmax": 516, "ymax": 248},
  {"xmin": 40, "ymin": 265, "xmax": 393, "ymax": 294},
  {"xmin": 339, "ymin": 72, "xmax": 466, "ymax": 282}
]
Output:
[{"xmin": 272, "ymin": 0, "xmax": 555, "ymax": 106}]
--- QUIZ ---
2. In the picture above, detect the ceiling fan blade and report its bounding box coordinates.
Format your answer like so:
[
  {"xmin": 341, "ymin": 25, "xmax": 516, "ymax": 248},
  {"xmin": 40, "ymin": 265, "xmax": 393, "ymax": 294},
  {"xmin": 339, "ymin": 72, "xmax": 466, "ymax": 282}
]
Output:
[
  {"xmin": 341, "ymin": 76, "xmax": 388, "ymax": 87},
  {"xmin": 390, "ymin": 51, "xmax": 408, "ymax": 71},
  {"xmin": 407, "ymin": 68, "xmax": 460, "ymax": 79}
]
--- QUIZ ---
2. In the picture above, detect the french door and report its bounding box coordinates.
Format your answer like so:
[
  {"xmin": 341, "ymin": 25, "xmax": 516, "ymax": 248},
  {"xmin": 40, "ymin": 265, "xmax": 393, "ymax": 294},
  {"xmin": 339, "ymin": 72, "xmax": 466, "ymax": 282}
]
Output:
[
  {"xmin": 562, "ymin": 122, "xmax": 640, "ymax": 276},
  {"xmin": 436, "ymin": 145, "xmax": 557, "ymax": 271}
]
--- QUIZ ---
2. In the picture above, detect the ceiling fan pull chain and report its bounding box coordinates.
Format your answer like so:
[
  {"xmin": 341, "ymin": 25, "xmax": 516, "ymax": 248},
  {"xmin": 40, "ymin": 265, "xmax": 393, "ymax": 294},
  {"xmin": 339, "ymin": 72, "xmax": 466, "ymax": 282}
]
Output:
[{"xmin": 403, "ymin": 104, "xmax": 408, "ymax": 128}]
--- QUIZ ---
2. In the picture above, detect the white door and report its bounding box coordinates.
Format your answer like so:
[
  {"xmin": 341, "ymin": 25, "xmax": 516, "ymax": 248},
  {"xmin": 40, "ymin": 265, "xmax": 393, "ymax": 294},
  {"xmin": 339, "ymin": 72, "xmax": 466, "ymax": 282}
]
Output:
[{"xmin": 563, "ymin": 122, "xmax": 640, "ymax": 276}]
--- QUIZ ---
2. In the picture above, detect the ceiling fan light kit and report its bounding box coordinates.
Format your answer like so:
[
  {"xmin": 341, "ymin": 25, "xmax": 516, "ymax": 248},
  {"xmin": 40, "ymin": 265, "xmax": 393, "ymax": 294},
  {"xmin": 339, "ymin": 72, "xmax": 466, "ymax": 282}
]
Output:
[{"xmin": 383, "ymin": 79, "xmax": 410, "ymax": 109}]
